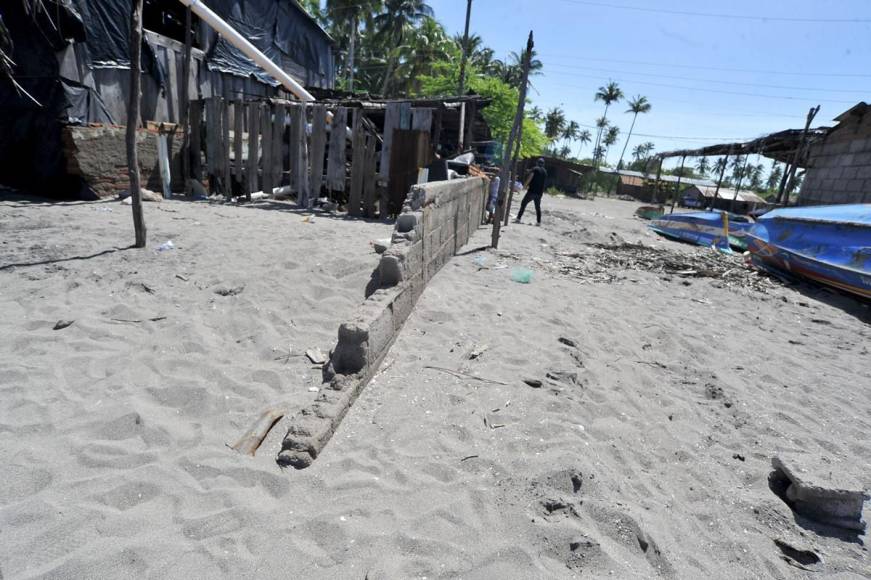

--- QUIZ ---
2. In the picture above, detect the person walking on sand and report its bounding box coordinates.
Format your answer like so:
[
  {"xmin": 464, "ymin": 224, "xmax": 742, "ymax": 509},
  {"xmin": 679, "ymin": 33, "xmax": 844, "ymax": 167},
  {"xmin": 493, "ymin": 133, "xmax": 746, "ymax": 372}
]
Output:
[{"xmin": 515, "ymin": 158, "xmax": 548, "ymax": 225}]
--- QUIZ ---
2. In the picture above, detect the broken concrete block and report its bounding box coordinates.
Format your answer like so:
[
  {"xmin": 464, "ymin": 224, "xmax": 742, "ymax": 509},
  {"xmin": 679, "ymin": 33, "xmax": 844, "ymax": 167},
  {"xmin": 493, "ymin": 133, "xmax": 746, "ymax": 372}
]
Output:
[
  {"xmin": 373, "ymin": 238, "xmax": 391, "ymax": 254},
  {"xmin": 771, "ymin": 453, "xmax": 869, "ymax": 531}
]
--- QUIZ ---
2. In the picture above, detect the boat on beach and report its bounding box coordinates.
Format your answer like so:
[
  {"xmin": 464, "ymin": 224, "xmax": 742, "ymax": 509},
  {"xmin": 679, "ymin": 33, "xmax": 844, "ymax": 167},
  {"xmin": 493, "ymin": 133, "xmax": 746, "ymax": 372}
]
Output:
[
  {"xmin": 745, "ymin": 204, "xmax": 871, "ymax": 299},
  {"xmin": 649, "ymin": 210, "xmax": 749, "ymax": 251}
]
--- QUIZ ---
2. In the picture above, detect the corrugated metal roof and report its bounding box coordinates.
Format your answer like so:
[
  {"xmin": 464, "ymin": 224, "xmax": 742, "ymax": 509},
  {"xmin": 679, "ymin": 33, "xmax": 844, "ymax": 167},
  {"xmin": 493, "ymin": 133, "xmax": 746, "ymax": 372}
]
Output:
[
  {"xmin": 603, "ymin": 168, "xmax": 715, "ymax": 187},
  {"xmin": 694, "ymin": 185, "xmax": 768, "ymax": 204}
]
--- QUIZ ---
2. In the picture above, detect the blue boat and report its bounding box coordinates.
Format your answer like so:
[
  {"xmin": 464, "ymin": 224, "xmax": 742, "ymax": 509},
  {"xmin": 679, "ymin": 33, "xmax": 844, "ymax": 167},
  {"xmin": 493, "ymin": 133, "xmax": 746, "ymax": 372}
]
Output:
[
  {"xmin": 649, "ymin": 211, "xmax": 742, "ymax": 250},
  {"xmin": 746, "ymin": 204, "xmax": 871, "ymax": 300}
]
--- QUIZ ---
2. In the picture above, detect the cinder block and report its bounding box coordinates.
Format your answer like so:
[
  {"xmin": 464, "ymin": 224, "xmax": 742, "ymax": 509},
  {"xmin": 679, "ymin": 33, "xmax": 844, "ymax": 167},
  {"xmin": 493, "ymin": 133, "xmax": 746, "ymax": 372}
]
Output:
[
  {"xmin": 365, "ymin": 291, "xmax": 397, "ymax": 364},
  {"xmin": 847, "ymin": 179, "xmax": 865, "ymax": 192},
  {"xmin": 842, "ymin": 167, "xmax": 859, "ymax": 179},
  {"xmin": 396, "ymin": 212, "xmax": 419, "ymax": 233},
  {"xmin": 390, "ymin": 285, "xmax": 416, "ymax": 330},
  {"xmin": 849, "ymin": 139, "xmax": 867, "ymax": 153},
  {"xmin": 379, "ymin": 253, "xmax": 403, "ymax": 286},
  {"xmin": 331, "ymin": 321, "xmax": 369, "ymax": 374}
]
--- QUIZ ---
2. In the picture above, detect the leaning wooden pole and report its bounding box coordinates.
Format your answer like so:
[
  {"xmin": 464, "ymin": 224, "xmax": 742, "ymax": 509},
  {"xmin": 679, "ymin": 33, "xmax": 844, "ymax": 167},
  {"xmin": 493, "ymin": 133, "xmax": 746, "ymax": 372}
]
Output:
[
  {"xmin": 503, "ymin": 120, "xmax": 525, "ymax": 227},
  {"xmin": 712, "ymin": 149, "xmax": 730, "ymax": 210},
  {"xmin": 730, "ymin": 153, "xmax": 751, "ymax": 213},
  {"xmin": 127, "ymin": 0, "xmax": 147, "ymax": 248},
  {"xmin": 782, "ymin": 105, "xmax": 820, "ymax": 206},
  {"xmin": 491, "ymin": 31, "xmax": 533, "ymax": 248}
]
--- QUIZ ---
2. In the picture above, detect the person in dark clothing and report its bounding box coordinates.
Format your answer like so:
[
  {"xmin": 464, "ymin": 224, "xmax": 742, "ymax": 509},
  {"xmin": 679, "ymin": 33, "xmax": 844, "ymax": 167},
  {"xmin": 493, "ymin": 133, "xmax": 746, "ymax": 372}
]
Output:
[{"xmin": 515, "ymin": 158, "xmax": 548, "ymax": 225}]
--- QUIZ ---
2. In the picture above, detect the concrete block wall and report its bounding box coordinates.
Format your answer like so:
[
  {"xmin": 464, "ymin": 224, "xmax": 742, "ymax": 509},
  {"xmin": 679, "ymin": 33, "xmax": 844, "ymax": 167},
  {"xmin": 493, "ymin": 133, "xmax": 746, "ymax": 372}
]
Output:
[
  {"xmin": 798, "ymin": 115, "xmax": 871, "ymax": 205},
  {"xmin": 277, "ymin": 177, "xmax": 488, "ymax": 469}
]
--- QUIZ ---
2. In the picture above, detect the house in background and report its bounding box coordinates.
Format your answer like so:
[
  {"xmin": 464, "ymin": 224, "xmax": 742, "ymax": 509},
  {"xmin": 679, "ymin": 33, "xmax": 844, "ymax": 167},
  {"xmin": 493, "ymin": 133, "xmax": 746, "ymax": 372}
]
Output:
[
  {"xmin": 608, "ymin": 169, "xmax": 714, "ymax": 203},
  {"xmin": 0, "ymin": 0, "xmax": 334, "ymax": 197},
  {"xmin": 681, "ymin": 185, "xmax": 769, "ymax": 215},
  {"xmin": 797, "ymin": 102, "xmax": 871, "ymax": 206}
]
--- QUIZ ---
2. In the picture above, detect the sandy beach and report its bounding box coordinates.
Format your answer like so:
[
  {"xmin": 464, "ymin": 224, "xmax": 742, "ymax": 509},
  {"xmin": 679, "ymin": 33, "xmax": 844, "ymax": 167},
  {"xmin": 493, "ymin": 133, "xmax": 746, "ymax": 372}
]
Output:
[{"xmin": 1, "ymin": 193, "xmax": 869, "ymax": 579}]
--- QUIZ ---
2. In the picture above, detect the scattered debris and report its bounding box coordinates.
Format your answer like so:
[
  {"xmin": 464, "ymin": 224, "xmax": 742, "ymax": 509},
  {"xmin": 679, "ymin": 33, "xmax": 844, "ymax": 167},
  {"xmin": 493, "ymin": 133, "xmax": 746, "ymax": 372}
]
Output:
[
  {"xmin": 541, "ymin": 498, "xmax": 569, "ymax": 513},
  {"xmin": 773, "ymin": 538, "xmax": 822, "ymax": 570},
  {"xmin": 467, "ymin": 344, "xmax": 489, "ymax": 360},
  {"xmin": 307, "ymin": 386, "xmax": 319, "ymax": 393},
  {"xmin": 460, "ymin": 455, "xmax": 479, "ymax": 462},
  {"xmin": 230, "ymin": 407, "xmax": 286, "ymax": 456},
  {"xmin": 175, "ymin": 274, "xmax": 189, "ymax": 281},
  {"xmin": 214, "ymin": 284, "xmax": 245, "ymax": 296},
  {"xmin": 523, "ymin": 378, "xmax": 543, "ymax": 388},
  {"xmin": 510, "ymin": 267, "xmax": 534, "ymax": 284},
  {"xmin": 423, "ymin": 365, "xmax": 507, "ymax": 385},
  {"xmin": 558, "ymin": 337, "xmax": 578, "ymax": 348},
  {"xmin": 770, "ymin": 453, "xmax": 869, "ymax": 532},
  {"xmin": 306, "ymin": 348, "xmax": 327, "ymax": 365},
  {"xmin": 549, "ymin": 242, "xmax": 776, "ymax": 292},
  {"xmin": 733, "ymin": 453, "xmax": 746, "ymax": 462},
  {"xmin": 53, "ymin": 319, "xmax": 74, "ymax": 331},
  {"xmin": 156, "ymin": 240, "xmax": 175, "ymax": 252},
  {"xmin": 109, "ymin": 316, "xmax": 166, "ymax": 324}
]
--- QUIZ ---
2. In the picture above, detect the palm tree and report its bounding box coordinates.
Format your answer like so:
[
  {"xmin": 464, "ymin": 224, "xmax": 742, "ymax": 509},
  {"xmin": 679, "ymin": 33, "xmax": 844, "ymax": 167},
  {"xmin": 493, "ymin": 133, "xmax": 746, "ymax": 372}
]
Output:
[
  {"xmin": 696, "ymin": 157, "xmax": 710, "ymax": 176},
  {"xmin": 592, "ymin": 81, "xmax": 624, "ymax": 169},
  {"xmin": 562, "ymin": 121, "xmax": 580, "ymax": 150},
  {"xmin": 615, "ymin": 95, "xmax": 651, "ymax": 170},
  {"xmin": 502, "ymin": 48, "xmax": 543, "ymax": 88},
  {"xmin": 713, "ymin": 156, "xmax": 728, "ymax": 177},
  {"xmin": 559, "ymin": 145, "xmax": 571, "ymax": 159},
  {"xmin": 327, "ymin": 0, "xmax": 382, "ymax": 91},
  {"xmin": 749, "ymin": 163, "xmax": 765, "ymax": 191},
  {"xmin": 575, "ymin": 129, "xmax": 592, "ymax": 159},
  {"xmin": 767, "ymin": 162, "xmax": 783, "ymax": 191},
  {"xmin": 544, "ymin": 107, "xmax": 566, "ymax": 141},
  {"xmin": 528, "ymin": 106, "xmax": 544, "ymax": 123},
  {"xmin": 632, "ymin": 143, "xmax": 646, "ymax": 162},
  {"xmin": 730, "ymin": 155, "xmax": 746, "ymax": 183},
  {"xmin": 601, "ymin": 125, "xmax": 620, "ymax": 165},
  {"xmin": 375, "ymin": 0, "xmax": 433, "ymax": 95},
  {"xmin": 394, "ymin": 16, "xmax": 453, "ymax": 95}
]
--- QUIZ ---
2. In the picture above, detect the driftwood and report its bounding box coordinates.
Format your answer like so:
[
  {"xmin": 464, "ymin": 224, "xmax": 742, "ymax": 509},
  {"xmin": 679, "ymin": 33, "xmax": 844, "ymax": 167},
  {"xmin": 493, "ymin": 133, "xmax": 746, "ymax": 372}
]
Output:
[
  {"xmin": 423, "ymin": 365, "xmax": 507, "ymax": 386},
  {"xmin": 231, "ymin": 408, "xmax": 286, "ymax": 456}
]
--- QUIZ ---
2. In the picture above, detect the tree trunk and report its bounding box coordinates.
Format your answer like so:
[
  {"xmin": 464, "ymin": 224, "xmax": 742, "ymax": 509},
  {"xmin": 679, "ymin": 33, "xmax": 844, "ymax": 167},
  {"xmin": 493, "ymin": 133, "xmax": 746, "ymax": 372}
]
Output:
[
  {"xmin": 615, "ymin": 112, "xmax": 637, "ymax": 171},
  {"xmin": 348, "ymin": 13, "xmax": 356, "ymax": 91},
  {"xmin": 380, "ymin": 50, "xmax": 397, "ymax": 96},
  {"xmin": 127, "ymin": 0, "xmax": 147, "ymax": 248}
]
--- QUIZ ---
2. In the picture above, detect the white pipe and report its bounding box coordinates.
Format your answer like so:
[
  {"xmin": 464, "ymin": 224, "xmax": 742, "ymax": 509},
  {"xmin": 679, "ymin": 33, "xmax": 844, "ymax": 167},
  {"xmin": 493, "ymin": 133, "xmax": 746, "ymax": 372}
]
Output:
[{"xmin": 178, "ymin": 0, "xmax": 315, "ymax": 103}]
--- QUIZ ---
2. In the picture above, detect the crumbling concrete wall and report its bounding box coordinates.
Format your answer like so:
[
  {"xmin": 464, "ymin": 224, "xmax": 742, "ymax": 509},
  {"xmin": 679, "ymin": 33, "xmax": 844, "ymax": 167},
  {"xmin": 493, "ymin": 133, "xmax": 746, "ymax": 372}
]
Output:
[
  {"xmin": 798, "ymin": 113, "xmax": 871, "ymax": 205},
  {"xmin": 277, "ymin": 176, "xmax": 488, "ymax": 469},
  {"xmin": 63, "ymin": 125, "xmax": 185, "ymax": 198}
]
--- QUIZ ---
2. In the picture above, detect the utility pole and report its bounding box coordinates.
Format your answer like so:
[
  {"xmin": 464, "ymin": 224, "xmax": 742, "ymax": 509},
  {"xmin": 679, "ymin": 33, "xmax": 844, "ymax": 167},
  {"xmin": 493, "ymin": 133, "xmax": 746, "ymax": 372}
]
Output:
[
  {"xmin": 457, "ymin": 0, "xmax": 473, "ymax": 96},
  {"xmin": 491, "ymin": 31, "xmax": 533, "ymax": 248},
  {"xmin": 127, "ymin": 0, "xmax": 147, "ymax": 247}
]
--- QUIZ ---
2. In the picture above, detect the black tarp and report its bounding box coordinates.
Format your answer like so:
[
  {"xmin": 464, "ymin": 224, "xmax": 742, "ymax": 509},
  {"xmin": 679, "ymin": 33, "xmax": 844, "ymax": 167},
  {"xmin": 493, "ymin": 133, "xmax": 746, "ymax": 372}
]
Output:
[{"xmin": 0, "ymin": 0, "xmax": 334, "ymax": 197}]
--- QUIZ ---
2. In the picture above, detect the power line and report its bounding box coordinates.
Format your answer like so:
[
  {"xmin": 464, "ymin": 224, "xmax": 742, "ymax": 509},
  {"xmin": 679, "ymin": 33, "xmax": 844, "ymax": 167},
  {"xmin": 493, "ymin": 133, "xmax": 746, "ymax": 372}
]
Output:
[
  {"xmin": 545, "ymin": 63, "xmax": 871, "ymax": 95},
  {"xmin": 538, "ymin": 54, "xmax": 871, "ymax": 79},
  {"xmin": 555, "ymin": 0, "xmax": 871, "ymax": 24},
  {"xmin": 546, "ymin": 74, "xmax": 855, "ymax": 104}
]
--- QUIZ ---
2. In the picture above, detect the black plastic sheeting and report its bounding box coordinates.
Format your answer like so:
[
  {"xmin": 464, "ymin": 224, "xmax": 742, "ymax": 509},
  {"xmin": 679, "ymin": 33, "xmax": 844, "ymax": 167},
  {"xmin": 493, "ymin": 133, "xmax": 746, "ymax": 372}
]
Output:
[{"xmin": 0, "ymin": 0, "xmax": 333, "ymax": 197}]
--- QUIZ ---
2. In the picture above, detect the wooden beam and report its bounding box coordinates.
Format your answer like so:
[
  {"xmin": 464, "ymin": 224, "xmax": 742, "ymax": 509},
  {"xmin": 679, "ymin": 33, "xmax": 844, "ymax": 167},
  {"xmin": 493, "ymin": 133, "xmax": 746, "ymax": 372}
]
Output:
[
  {"xmin": 309, "ymin": 104, "xmax": 328, "ymax": 203},
  {"xmin": 297, "ymin": 104, "xmax": 311, "ymax": 207},
  {"xmin": 379, "ymin": 103, "xmax": 401, "ymax": 181},
  {"xmin": 127, "ymin": 0, "xmax": 147, "ymax": 247},
  {"xmin": 222, "ymin": 97, "xmax": 231, "ymax": 199},
  {"xmin": 670, "ymin": 155, "xmax": 686, "ymax": 213},
  {"xmin": 261, "ymin": 102, "xmax": 273, "ymax": 196},
  {"xmin": 233, "ymin": 100, "xmax": 244, "ymax": 187},
  {"xmin": 273, "ymin": 103, "xmax": 285, "ymax": 189},
  {"xmin": 246, "ymin": 102, "xmax": 259, "ymax": 201},
  {"xmin": 326, "ymin": 106, "xmax": 348, "ymax": 193},
  {"xmin": 180, "ymin": 5, "xmax": 192, "ymax": 195},
  {"xmin": 189, "ymin": 99, "xmax": 202, "ymax": 185},
  {"xmin": 362, "ymin": 131, "xmax": 377, "ymax": 217},
  {"xmin": 348, "ymin": 109, "xmax": 366, "ymax": 216}
]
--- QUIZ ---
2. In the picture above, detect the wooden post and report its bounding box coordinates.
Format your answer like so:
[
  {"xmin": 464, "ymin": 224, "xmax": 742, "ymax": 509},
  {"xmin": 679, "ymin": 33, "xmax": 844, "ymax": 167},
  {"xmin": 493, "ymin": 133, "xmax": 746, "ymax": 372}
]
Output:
[
  {"xmin": 189, "ymin": 99, "xmax": 202, "ymax": 186},
  {"xmin": 776, "ymin": 160, "xmax": 791, "ymax": 204},
  {"xmin": 261, "ymin": 103, "xmax": 273, "ymax": 195},
  {"xmin": 783, "ymin": 105, "xmax": 820, "ymax": 206},
  {"xmin": 713, "ymin": 150, "xmax": 730, "ymax": 210},
  {"xmin": 503, "ymin": 120, "xmax": 524, "ymax": 226},
  {"xmin": 287, "ymin": 104, "xmax": 300, "ymax": 194},
  {"xmin": 246, "ymin": 102, "xmax": 258, "ymax": 201},
  {"xmin": 233, "ymin": 100, "xmax": 244, "ymax": 189},
  {"xmin": 127, "ymin": 0, "xmax": 146, "ymax": 247},
  {"xmin": 491, "ymin": 31, "xmax": 533, "ymax": 248},
  {"xmin": 273, "ymin": 104, "xmax": 285, "ymax": 189},
  {"xmin": 180, "ymin": 5, "xmax": 192, "ymax": 196},
  {"xmin": 309, "ymin": 104, "xmax": 327, "ymax": 204},
  {"xmin": 297, "ymin": 104, "xmax": 311, "ymax": 208},
  {"xmin": 465, "ymin": 100, "xmax": 477, "ymax": 150},
  {"xmin": 222, "ymin": 98, "xmax": 231, "ymax": 199},
  {"xmin": 653, "ymin": 156, "xmax": 663, "ymax": 204},
  {"xmin": 379, "ymin": 103, "xmax": 401, "ymax": 182},
  {"xmin": 348, "ymin": 109, "xmax": 366, "ymax": 216},
  {"xmin": 363, "ymin": 132, "xmax": 377, "ymax": 216},
  {"xmin": 327, "ymin": 107, "xmax": 348, "ymax": 194},
  {"xmin": 670, "ymin": 155, "xmax": 685, "ymax": 214}
]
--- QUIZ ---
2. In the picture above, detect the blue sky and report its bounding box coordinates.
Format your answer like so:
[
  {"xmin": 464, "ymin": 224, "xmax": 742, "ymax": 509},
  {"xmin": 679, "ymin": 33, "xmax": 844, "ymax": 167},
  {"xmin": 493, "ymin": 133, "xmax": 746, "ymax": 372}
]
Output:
[{"xmin": 428, "ymin": 0, "xmax": 871, "ymax": 169}]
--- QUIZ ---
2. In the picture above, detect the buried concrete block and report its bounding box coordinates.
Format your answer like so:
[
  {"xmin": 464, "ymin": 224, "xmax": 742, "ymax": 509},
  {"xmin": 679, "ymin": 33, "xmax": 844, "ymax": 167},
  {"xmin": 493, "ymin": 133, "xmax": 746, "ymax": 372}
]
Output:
[
  {"xmin": 770, "ymin": 453, "xmax": 869, "ymax": 532},
  {"xmin": 396, "ymin": 211, "xmax": 419, "ymax": 233},
  {"xmin": 331, "ymin": 321, "xmax": 369, "ymax": 375}
]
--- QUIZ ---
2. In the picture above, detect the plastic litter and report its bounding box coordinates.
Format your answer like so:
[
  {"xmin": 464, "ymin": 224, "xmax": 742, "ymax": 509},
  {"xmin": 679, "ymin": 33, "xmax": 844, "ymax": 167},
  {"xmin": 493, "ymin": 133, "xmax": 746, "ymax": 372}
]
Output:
[
  {"xmin": 473, "ymin": 255, "xmax": 487, "ymax": 268},
  {"xmin": 157, "ymin": 240, "xmax": 175, "ymax": 252},
  {"xmin": 510, "ymin": 268, "xmax": 533, "ymax": 284}
]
